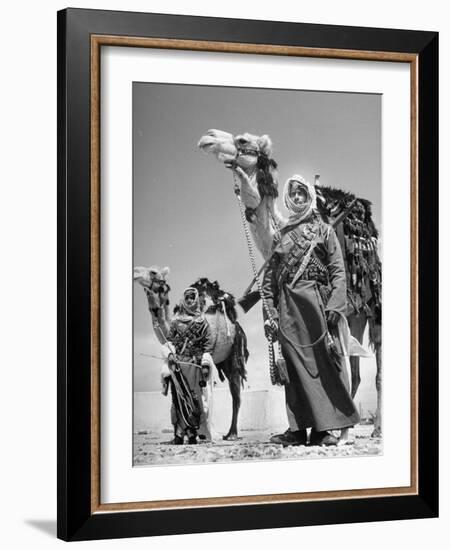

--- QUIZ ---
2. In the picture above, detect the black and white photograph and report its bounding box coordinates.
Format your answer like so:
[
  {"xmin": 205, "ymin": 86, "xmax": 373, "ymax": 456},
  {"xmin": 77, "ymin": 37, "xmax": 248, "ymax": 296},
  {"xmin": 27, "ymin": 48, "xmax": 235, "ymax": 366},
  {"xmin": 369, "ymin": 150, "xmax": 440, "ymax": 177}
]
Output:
[
  {"xmin": 132, "ymin": 82, "xmax": 382, "ymax": 466},
  {"xmin": 0, "ymin": 0, "xmax": 444, "ymax": 544}
]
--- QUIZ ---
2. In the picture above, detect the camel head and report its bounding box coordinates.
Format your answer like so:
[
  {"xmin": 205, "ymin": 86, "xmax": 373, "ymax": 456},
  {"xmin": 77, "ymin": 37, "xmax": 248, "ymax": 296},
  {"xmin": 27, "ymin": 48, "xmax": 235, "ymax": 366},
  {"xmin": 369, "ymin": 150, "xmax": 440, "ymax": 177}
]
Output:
[
  {"xmin": 198, "ymin": 129, "xmax": 272, "ymax": 171},
  {"xmin": 198, "ymin": 129, "xmax": 278, "ymax": 200},
  {"xmin": 133, "ymin": 265, "xmax": 171, "ymax": 312}
]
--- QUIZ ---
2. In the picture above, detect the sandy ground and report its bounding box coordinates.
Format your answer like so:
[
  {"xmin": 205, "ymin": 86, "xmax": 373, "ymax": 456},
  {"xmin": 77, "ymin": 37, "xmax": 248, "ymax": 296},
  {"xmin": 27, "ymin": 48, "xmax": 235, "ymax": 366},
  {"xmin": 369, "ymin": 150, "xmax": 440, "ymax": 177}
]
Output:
[{"xmin": 134, "ymin": 425, "xmax": 381, "ymax": 466}]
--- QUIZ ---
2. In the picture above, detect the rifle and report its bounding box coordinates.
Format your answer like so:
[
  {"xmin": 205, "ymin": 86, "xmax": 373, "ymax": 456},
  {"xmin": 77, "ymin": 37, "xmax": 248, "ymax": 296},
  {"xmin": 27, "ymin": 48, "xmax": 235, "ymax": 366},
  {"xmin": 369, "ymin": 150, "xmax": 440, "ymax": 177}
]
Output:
[{"xmin": 238, "ymin": 289, "xmax": 262, "ymax": 313}]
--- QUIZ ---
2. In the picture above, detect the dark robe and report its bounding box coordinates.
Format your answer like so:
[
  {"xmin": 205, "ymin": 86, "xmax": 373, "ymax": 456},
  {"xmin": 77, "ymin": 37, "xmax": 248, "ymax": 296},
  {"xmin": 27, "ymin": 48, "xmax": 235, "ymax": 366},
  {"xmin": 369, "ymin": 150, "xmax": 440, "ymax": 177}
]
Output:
[
  {"xmin": 263, "ymin": 215, "xmax": 360, "ymax": 431},
  {"xmin": 167, "ymin": 314, "xmax": 214, "ymax": 438}
]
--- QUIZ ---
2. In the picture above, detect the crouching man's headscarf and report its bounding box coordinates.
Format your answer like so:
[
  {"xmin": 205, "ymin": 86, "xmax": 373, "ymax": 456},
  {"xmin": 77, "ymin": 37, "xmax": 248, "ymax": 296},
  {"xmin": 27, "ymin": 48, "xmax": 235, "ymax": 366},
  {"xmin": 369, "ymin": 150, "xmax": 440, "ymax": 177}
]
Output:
[
  {"xmin": 177, "ymin": 287, "xmax": 201, "ymax": 318},
  {"xmin": 283, "ymin": 174, "xmax": 317, "ymax": 225}
]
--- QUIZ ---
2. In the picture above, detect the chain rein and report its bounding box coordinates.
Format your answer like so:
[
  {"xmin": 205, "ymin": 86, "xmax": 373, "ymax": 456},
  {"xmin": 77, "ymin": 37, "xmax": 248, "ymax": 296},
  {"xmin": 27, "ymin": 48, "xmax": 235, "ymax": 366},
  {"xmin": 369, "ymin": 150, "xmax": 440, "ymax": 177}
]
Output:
[{"xmin": 231, "ymin": 166, "xmax": 281, "ymax": 385}]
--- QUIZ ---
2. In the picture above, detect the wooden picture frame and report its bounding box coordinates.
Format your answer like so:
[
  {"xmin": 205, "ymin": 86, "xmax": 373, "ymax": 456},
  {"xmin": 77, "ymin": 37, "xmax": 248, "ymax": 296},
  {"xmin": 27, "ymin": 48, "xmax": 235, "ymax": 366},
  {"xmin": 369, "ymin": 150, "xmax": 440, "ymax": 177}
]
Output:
[{"xmin": 57, "ymin": 7, "xmax": 438, "ymax": 541}]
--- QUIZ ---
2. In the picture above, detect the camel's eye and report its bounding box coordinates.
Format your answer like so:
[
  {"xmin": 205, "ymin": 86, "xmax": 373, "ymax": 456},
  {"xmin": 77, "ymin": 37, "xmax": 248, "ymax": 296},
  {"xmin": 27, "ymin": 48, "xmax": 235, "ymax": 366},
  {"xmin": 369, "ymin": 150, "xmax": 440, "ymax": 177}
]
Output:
[{"xmin": 237, "ymin": 137, "xmax": 247, "ymax": 145}]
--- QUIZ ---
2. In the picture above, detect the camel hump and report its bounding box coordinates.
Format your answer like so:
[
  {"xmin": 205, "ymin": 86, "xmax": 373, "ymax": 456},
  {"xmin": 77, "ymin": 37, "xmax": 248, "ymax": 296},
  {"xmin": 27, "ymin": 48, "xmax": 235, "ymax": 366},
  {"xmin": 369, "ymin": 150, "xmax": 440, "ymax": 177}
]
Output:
[{"xmin": 205, "ymin": 312, "xmax": 235, "ymax": 364}]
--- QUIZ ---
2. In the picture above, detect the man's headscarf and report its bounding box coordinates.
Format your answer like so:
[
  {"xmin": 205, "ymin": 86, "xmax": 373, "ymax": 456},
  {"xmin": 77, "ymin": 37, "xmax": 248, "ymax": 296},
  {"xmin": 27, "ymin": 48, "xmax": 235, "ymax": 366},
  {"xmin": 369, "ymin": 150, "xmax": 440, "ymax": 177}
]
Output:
[
  {"xmin": 178, "ymin": 287, "xmax": 201, "ymax": 317},
  {"xmin": 283, "ymin": 175, "xmax": 317, "ymax": 224}
]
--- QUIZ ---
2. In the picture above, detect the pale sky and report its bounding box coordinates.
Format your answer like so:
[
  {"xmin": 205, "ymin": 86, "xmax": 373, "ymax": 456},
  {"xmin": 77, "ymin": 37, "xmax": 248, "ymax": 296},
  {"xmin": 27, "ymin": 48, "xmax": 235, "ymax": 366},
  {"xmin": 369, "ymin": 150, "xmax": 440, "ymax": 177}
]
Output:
[{"xmin": 133, "ymin": 82, "xmax": 381, "ymax": 413}]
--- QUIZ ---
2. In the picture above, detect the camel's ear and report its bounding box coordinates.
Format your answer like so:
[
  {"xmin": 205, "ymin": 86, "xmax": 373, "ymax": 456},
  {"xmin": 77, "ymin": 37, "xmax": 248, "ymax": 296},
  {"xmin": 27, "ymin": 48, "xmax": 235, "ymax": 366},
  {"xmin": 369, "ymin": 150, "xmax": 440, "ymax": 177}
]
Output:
[
  {"xmin": 257, "ymin": 135, "xmax": 273, "ymax": 156},
  {"xmin": 161, "ymin": 266, "xmax": 171, "ymax": 279}
]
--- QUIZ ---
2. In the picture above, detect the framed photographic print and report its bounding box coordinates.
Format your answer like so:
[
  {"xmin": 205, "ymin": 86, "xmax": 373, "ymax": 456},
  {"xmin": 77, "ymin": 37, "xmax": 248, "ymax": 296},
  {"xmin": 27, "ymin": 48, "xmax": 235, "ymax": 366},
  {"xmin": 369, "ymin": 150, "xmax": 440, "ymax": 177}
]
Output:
[{"xmin": 57, "ymin": 8, "xmax": 438, "ymax": 541}]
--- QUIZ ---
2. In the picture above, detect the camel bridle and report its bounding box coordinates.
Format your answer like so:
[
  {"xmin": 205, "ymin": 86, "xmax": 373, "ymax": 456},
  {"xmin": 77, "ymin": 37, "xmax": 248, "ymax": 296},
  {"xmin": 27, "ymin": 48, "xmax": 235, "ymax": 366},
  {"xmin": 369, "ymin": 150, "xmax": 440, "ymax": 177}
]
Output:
[{"xmin": 143, "ymin": 280, "xmax": 170, "ymax": 315}]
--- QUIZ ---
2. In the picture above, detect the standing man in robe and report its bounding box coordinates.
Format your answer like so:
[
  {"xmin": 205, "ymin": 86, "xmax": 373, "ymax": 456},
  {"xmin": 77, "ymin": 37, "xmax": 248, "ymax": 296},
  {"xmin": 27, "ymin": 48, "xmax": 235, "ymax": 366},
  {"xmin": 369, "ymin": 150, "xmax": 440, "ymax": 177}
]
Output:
[
  {"xmin": 161, "ymin": 287, "xmax": 215, "ymax": 444},
  {"xmin": 263, "ymin": 175, "xmax": 359, "ymax": 447}
]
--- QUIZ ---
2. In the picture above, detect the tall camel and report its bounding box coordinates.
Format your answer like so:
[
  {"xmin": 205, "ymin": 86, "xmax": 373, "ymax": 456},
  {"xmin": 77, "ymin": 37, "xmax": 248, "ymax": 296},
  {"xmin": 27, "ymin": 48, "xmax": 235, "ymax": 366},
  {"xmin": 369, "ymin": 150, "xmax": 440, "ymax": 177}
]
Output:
[
  {"xmin": 198, "ymin": 129, "xmax": 382, "ymax": 437},
  {"xmin": 134, "ymin": 266, "xmax": 249, "ymax": 440}
]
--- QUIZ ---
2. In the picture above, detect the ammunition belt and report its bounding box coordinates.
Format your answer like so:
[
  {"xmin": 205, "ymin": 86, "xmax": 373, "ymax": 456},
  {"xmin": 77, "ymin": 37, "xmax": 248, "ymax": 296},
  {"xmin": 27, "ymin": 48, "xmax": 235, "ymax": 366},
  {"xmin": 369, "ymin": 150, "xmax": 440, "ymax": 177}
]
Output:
[
  {"xmin": 279, "ymin": 252, "xmax": 329, "ymax": 287},
  {"xmin": 277, "ymin": 242, "xmax": 308, "ymax": 285},
  {"xmin": 300, "ymin": 256, "xmax": 329, "ymax": 286}
]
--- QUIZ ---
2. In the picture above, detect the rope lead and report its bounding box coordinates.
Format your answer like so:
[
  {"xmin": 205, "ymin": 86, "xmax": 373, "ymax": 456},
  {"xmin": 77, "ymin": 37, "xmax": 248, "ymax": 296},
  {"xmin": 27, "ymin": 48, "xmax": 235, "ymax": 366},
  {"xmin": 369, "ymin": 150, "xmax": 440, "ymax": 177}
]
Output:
[{"xmin": 232, "ymin": 171, "xmax": 282, "ymax": 385}]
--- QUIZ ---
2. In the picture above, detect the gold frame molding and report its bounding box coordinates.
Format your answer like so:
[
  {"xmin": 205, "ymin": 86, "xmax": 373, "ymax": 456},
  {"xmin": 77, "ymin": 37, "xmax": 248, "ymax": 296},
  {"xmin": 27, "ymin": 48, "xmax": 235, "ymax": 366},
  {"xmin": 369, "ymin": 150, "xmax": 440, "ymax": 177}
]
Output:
[{"xmin": 90, "ymin": 35, "xmax": 419, "ymax": 514}]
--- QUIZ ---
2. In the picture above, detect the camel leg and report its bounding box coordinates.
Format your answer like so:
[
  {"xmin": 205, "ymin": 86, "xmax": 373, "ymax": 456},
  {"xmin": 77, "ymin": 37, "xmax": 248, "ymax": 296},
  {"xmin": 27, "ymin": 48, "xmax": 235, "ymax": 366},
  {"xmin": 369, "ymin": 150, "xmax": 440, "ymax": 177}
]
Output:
[
  {"xmin": 349, "ymin": 356, "xmax": 361, "ymax": 399},
  {"xmin": 347, "ymin": 312, "xmax": 367, "ymax": 398},
  {"xmin": 338, "ymin": 312, "xmax": 367, "ymax": 444},
  {"xmin": 338, "ymin": 427, "xmax": 350, "ymax": 445},
  {"xmin": 371, "ymin": 324, "xmax": 382, "ymax": 438},
  {"xmin": 339, "ymin": 352, "xmax": 355, "ymax": 445},
  {"xmin": 223, "ymin": 366, "xmax": 241, "ymax": 441}
]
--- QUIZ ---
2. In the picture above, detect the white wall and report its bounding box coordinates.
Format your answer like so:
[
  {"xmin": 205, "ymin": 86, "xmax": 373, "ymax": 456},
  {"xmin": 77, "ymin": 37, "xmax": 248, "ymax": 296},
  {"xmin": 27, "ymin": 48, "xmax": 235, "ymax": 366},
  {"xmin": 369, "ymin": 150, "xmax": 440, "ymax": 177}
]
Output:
[
  {"xmin": 134, "ymin": 388, "xmax": 287, "ymax": 434},
  {"xmin": 0, "ymin": 1, "xmax": 447, "ymax": 549}
]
